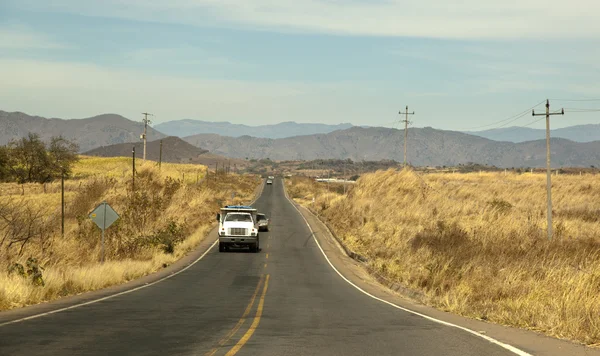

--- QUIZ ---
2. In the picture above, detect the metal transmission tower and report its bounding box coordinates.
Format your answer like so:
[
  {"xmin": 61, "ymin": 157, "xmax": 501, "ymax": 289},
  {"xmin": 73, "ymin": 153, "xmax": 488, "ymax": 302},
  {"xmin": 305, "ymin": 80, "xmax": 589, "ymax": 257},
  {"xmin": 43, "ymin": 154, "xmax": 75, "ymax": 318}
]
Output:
[
  {"xmin": 141, "ymin": 112, "xmax": 154, "ymax": 161},
  {"xmin": 532, "ymin": 99, "xmax": 564, "ymax": 241},
  {"xmin": 398, "ymin": 106, "xmax": 415, "ymax": 166}
]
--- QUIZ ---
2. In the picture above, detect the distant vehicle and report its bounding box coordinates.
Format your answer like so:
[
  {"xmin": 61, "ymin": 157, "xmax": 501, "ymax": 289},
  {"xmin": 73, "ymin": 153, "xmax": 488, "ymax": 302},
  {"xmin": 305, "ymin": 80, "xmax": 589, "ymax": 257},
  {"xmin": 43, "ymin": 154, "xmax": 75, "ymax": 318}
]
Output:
[
  {"xmin": 257, "ymin": 213, "xmax": 269, "ymax": 231},
  {"xmin": 216, "ymin": 205, "xmax": 259, "ymax": 252},
  {"xmin": 268, "ymin": 175, "xmax": 275, "ymax": 179},
  {"xmin": 266, "ymin": 179, "xmax": 273, "ymax": 185}
]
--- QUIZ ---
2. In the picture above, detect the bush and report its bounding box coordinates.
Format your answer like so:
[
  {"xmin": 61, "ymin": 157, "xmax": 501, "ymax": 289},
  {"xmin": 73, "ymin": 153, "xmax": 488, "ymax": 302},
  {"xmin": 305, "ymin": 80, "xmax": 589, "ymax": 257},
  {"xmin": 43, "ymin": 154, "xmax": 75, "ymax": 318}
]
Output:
[
  {"xmin": 149, "ymin": 221, "xmax": 186, "ymax": 254},
  {"xmin": 7, "ymin": 257, "xmax": 45, "ymax": 286}
]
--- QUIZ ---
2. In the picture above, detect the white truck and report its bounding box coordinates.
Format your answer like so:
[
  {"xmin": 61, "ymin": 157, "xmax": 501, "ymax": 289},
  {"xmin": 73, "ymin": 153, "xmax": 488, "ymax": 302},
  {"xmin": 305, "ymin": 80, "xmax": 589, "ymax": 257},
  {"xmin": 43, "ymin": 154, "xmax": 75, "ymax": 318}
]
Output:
[{"xmin": 216, "ymin": 205, "xmax": 260, "ymax": 252}]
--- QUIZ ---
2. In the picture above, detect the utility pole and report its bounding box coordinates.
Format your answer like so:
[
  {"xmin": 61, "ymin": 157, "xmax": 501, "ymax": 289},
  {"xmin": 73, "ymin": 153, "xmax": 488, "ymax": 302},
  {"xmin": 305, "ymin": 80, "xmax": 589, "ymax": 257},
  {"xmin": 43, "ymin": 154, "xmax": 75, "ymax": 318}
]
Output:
[
  {"xmin": 533, "ymin": 99, "xmax": 564, "ymax": 241},
  {"xmin": 61, "ymin": 169, "xmax": 65, "ymax": 238},
  {"xmin": 158, "ymin": 139, "xmax": 163, "ymax": 169},
  {"xmin": 398, "ymin": 105, "xmax": 415, "ymax": 166},
  {"xmin": 141, "ymin": 112, "xmax": 153, "ymax": 161},
  {"xmin": 132, "ymin": 146, "xmax": 136, "ymax": 193}
]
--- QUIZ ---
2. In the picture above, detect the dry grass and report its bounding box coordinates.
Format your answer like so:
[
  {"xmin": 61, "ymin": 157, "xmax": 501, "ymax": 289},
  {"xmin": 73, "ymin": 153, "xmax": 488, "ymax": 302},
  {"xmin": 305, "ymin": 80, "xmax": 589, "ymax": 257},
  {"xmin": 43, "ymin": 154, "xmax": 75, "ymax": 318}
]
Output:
[
  {"xmin": 0, "ymin": 157, "xmax": 260, "ymax": 310},
  {"xmin": 287, "ymin": 170, "xmax": 600, "ymax": 345}
]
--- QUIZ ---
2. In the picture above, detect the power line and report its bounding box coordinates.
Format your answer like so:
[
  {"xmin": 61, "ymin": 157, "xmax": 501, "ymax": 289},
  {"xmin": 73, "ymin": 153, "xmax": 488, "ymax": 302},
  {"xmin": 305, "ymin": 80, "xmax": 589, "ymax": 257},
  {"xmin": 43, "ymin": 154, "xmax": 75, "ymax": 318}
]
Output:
[
  {"xmin": 564, "ymin": 108, "xmax": 600, "ymax": 112},
  {"xmin": 459, "ymin": 100, "xmax": 546, "ymax": 131},
  {"xmin": 550, "ymin": 98, "xmax": 600, "ymax": 102}
]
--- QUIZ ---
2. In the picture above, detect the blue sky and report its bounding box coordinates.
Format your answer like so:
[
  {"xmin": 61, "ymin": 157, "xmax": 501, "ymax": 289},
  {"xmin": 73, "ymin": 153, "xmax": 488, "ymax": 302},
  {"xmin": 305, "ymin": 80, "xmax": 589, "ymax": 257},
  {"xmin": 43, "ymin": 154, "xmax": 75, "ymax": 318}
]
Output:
[{"xmin": 1, "ymin": 0, "xmax": 599, "ymax": 130}]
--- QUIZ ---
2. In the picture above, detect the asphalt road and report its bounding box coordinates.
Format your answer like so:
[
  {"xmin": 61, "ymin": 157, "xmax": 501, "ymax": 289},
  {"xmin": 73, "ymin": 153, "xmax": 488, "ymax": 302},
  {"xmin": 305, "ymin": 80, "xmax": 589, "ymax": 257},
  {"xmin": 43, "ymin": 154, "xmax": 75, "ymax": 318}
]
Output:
[{"xmin": 0, "ymin": 178, "xmax": 517, "ymax": 356}]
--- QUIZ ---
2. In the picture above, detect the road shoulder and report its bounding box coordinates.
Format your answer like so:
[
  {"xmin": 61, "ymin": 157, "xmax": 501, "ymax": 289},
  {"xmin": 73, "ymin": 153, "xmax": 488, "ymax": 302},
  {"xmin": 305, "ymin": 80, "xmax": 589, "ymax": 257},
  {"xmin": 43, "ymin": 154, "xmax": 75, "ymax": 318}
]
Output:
[{"xmin": 0, "ymin": 179, "xmax": 266, "ymax": 325}]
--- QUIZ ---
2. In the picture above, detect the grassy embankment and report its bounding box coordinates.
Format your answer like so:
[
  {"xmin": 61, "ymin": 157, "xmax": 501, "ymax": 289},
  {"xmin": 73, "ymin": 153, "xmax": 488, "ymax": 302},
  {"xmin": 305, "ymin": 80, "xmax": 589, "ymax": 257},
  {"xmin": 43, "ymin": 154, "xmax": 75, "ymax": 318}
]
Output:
[
  {"xmin": 286, "ymin": 170, "xmax": 600, "ymax": 345},
  {"xmin": 0, "ymin": 156, "xmax": 260, "ymax": 310}
]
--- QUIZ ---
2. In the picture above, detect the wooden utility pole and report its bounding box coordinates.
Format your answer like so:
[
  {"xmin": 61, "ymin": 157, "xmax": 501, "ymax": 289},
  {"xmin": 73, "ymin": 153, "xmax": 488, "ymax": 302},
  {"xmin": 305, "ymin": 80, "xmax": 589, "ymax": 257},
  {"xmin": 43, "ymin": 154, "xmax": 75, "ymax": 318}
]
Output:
[
  {"xmin": 61, "ymin": 169, "xmax": 65, "ymax": 238},
  {"xmin": 398, "ymin": 105, "xmax": 415, "ymax": 166},
  {"xmin": 141, "ymin": 112, "xmax": 153, "ymax": 161},
  {"xmin": 158, "ymin": 139, "xmax": 163, "ymax": 169},
  {"xmin": 132, "ymin": 146, "xmax": 136, "ymax": 193},
  {"xmin": 533, "ymin": 99, "xmax": 564, "ymax": 240}
]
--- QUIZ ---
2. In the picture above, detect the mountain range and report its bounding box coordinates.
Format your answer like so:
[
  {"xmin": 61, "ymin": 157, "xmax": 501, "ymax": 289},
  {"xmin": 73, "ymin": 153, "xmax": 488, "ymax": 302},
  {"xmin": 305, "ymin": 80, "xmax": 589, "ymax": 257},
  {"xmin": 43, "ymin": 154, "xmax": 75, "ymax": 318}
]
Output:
[
  {"xmin": 0, "ymin": 111, "xmax": 165, "ymax": 152},
  {"xmin": 154, "ymin": 119, "xmax": 353, "ymax": 139},
  {"xmin": 183, "ymin": 127, "xmax": 600, "ymax": 168},
  {"xmin": 466, "ymin": 123, "xmax": 600, "ymax": 143},
  {"xmin": 2, "ymin": 109, "xmax": 600, "ymax": 168}
]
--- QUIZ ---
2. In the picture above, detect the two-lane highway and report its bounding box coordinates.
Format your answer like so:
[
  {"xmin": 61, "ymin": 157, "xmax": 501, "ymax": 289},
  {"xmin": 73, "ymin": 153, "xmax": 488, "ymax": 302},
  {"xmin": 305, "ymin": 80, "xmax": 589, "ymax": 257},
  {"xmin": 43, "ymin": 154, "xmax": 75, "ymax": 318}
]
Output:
[{"xmin": 0, "ymin": 178, "xmax": 517, "ymax": 355}]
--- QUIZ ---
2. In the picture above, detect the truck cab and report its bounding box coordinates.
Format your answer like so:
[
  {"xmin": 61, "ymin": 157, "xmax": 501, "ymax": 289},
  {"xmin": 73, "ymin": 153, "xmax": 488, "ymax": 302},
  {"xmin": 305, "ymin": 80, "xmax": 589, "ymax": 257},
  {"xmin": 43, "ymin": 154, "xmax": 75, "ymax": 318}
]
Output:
[{"xmin": 217, "ymin": 205, "xmax": 260, "ymax": 252}]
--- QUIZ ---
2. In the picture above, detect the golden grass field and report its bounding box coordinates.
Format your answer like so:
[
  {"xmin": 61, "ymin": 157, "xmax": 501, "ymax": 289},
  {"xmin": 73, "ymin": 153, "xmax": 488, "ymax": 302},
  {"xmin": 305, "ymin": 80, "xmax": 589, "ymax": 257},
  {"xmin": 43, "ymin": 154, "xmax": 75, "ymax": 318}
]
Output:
[
  {"xmin": 287, "ymin": 169, "xmax": 600, "ymax": 346},
  {"xmin": 0, "ymin": 156, "xmax": 260, "ymax": 310}
]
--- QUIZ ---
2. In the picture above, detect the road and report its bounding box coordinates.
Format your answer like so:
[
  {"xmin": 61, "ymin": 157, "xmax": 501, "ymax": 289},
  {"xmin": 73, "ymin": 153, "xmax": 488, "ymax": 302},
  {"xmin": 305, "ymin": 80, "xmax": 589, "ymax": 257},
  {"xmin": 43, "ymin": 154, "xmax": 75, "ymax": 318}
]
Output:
[{"xmin": 0, "ymin": 178, "xmax": 518, "ymax": 356}]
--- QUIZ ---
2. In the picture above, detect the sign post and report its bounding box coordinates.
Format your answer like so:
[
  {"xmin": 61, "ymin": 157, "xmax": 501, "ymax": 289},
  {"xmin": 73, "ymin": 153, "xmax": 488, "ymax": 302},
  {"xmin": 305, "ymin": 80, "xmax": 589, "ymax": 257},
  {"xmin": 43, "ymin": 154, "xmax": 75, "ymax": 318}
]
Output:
[{"xmin": 89, "ymin": 201, "xmax": 120, "ymax": 263}]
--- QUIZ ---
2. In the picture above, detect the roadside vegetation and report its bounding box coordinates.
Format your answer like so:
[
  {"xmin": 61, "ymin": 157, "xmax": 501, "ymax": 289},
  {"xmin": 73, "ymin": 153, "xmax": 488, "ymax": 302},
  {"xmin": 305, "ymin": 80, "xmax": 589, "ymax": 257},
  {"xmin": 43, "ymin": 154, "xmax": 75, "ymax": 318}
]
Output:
[
  {"xmin": 287, "ymin": 170, "xmax": 600, "ymax": 345},
  {"xmin": 0, "ymin": 155, "xmax": 259, "ymax": 310}
]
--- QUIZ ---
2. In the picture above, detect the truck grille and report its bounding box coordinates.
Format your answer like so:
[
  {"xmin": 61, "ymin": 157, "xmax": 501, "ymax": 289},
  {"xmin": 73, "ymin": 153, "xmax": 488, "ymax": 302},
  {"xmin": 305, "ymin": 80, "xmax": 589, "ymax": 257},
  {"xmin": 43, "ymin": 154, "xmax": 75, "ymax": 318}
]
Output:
[{"xmin": 229, "ymin": 228, "xmax": 248, "ymax": 236}]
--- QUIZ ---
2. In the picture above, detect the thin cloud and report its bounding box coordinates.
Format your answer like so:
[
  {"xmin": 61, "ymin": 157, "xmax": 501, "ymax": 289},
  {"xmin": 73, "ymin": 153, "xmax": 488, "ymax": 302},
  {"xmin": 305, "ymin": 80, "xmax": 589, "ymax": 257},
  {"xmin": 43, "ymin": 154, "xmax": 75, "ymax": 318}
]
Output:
[
  {"xmin": 0, "ymin": 27, "xmax": 70, "ymax": 50},
  {"xmin": 12, "ymin": 0, "xmax": 600, "ymax": 39}
]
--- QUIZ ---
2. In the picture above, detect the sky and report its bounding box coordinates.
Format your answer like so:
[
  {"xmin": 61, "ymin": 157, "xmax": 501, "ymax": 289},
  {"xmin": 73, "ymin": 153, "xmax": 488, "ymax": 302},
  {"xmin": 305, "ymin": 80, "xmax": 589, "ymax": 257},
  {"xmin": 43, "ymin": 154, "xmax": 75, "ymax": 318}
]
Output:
[{"xmin": 1, "ymin": 0, "xmax": 600, "ymax": 131}]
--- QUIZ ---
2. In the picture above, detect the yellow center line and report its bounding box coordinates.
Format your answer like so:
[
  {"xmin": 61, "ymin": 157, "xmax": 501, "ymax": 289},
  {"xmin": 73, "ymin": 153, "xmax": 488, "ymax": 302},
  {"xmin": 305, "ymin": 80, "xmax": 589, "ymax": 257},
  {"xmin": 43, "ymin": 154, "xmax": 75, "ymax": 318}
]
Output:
[
  {"xmin": 225, "ymin": 274, "xmax": 270, "ymax": 356},
  {"xmin": 266, "ymin": 253, "xmax": 269, "ymax": 259},
  {"xmin": 204, "ymin": 274, "xmax": 265, "ymax": 356}
]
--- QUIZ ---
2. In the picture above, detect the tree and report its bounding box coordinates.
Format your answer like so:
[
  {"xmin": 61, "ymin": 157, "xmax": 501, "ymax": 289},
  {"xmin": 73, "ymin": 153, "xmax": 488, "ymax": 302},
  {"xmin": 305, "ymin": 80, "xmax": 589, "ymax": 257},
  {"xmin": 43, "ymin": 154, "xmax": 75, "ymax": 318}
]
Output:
[
  {"xmin": 9, "ymin": 133, "xmax": 50, "ymax": 183},
  {"xmin": 0, "ymin": 146, "xmax": 10, "ymax": 181},
  {"xmin": 6, "ymin": 134, "xmax": 79, "ymax": 184},
  {"xmin": 48, "ymin": 136, "xmax": 79, "ymax": 178}
]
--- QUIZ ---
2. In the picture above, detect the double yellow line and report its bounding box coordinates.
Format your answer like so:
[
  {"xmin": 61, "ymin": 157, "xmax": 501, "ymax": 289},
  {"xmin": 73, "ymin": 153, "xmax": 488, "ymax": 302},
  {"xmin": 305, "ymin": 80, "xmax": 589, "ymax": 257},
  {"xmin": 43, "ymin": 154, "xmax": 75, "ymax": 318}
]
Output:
[{"xmin": 205, "ymin": 274, "xmax": 270, "ymax": 356}]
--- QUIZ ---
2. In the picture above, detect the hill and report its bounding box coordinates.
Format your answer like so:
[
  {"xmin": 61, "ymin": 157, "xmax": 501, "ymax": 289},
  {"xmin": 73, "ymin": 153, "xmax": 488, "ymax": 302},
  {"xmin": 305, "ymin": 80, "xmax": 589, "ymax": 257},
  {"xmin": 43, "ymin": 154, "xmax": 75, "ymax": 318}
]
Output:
[
  {"xmin": 85, "ymin": 136, "xmax": 207, "ymax": 163},
  {"xmin": 154, "ymin": 119, "xmax": 353, "ymax": 139},
  {"xmin": 183, "ymin": 126, "xmax": 600, "ymax": 168},
  {"xmin": 84, "ymin": 136, "xmax": 249, "ymax": 168},
  {"xmin": 0, "ymin": 110, "xmax": 166, "ymax": 152},
  {"xmin": 467, "ymin": 123, "xmax": 600, "ymax": 143}
]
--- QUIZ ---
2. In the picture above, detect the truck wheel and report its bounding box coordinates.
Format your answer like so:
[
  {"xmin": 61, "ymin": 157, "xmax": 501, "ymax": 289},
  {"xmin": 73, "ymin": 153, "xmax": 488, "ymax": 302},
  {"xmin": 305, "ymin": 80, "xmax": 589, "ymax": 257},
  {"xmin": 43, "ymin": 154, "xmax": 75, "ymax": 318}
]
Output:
[{"xmin": 219, "ymin": 242, "xmax": 225, "ymax": 252}]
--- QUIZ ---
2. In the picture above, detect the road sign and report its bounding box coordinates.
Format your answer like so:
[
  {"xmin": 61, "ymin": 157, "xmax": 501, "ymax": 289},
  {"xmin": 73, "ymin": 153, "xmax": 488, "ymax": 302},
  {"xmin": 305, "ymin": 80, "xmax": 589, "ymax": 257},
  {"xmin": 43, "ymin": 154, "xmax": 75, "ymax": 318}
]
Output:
[
  {"xmin": 90, "ymin": 202, "xmax": 119, "ymax": 230},
  {"xmin": 89, "ymin": 202, "xmax": 119, "ymax": 263}
]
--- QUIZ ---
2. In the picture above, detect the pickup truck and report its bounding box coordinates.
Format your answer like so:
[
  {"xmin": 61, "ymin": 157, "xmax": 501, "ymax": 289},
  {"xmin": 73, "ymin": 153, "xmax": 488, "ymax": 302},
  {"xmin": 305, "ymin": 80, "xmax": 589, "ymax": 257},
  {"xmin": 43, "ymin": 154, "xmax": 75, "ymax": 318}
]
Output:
[
  {"xmin": 257, "ymin": 213, "xmax": 269, "ymax": 231},
  {"xmin": 217, "ymin": 206, "xmax": 260, "ymax": 252}
]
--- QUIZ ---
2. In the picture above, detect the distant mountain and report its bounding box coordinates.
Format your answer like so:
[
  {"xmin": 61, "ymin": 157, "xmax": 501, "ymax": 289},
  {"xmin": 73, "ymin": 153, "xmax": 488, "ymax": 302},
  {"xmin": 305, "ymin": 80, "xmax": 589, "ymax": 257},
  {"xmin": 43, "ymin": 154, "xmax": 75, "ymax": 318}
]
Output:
[
  {"xmin": 84, "ymin": 136, "xmax": 249, "ymax": 168},
  {"xmin": 467, "ymin": 123, "xmax": 600, "ymax": 143},
  {"xmin": 0, "ymin": 111, "xmax": 166, "ymax": 153},
  {"xmin": 154, "ymin": 119, "xmax": 353, "ymax": 139},
  {"xmin": 183, "ymin": 127, "xmax": 600, "ymax": 168},
  {"xmin": 85, "ymin": 136, "xmax": 207, "ymax": 163}
]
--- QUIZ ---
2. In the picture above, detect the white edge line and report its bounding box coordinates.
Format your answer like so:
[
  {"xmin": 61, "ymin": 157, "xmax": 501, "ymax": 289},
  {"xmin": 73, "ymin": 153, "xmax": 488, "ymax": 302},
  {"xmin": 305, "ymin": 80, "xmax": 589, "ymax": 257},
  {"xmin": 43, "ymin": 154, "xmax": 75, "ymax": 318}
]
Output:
[
  {"xmin": 282, "ymin": 182, "xmax": 532, "ymax": 356},
  {"xmin": 0, "ymin": 239, "xmax": 218, "ymax": 327},
  {"xmin": 0, "ymin": 178, "xmax": 267, "ymax": 327}
]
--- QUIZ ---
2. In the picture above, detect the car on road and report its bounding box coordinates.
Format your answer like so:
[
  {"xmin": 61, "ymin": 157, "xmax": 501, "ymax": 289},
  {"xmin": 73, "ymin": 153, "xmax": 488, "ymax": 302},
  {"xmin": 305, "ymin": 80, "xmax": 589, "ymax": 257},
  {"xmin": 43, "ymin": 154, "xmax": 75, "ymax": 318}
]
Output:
[
  {"xmin": 217, "ymin": 205, "xmax": 259, "ymax": 252},
  {"xmin": 257, "ymin": 213, "xmax": 269, "ymax": 231},
  {"xmin": 266, "ymin": 179, "xmax": 273, "ymax": 185},
  {"xmin": 268, "ymin": 175, "xmax": 275, "ymax": 179}
]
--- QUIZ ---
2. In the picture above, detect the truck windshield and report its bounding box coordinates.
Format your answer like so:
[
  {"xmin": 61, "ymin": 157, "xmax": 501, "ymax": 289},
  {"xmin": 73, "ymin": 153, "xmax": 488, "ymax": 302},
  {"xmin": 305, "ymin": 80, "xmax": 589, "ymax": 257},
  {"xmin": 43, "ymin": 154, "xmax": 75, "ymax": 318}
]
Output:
[{"xmin": 225, "ymin": 213, "xmax": 253, "ymax": 222}]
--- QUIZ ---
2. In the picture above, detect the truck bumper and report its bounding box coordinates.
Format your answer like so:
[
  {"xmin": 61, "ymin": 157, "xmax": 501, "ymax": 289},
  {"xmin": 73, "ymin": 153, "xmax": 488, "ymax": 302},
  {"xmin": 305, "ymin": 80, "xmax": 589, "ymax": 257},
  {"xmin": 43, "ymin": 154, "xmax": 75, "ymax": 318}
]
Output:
[{"xmin": 219, "ymin": 235, "xmax": 258, "ymax": 247}]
